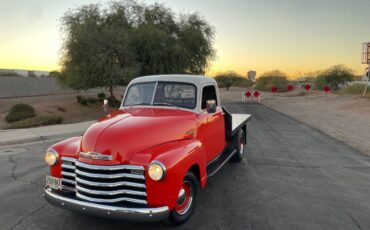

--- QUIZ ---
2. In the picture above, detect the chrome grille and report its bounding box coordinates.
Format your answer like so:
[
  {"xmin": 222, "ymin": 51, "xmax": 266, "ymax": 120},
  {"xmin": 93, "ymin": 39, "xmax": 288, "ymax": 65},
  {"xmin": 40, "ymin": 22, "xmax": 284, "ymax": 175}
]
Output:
[
  {"xmin": 61, "ymin": 157, "xmax": 76, "ymax": 191},
  {"xmin": 60, "ymin": 157, "xmax": 147, "ymax": 206}
]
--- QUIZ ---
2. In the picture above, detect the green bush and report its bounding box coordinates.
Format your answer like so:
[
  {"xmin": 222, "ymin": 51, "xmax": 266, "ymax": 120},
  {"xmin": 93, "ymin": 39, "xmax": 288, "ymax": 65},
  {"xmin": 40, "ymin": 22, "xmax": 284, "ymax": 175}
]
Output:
[
  {"xmin": 215, "ymin": 71, "xmax": 253, "ymax": 90},
  {"xmin": 76, "ymin": 95, "xmax": 88, "ymax": 106},
  {"xmin": 87, "ymin": 97, "xmax": 98, "ymax": 104},
  {"xmin": 318, "ymin": 65, "xmax": 354, "ymax": 90},
  {"xmin": 256, "ymin": 70, "xmax": 288, "ymax": 92},
  {"xmin": 108, "ymin": 96, "xmax": 121, "ymax": 108},
  {"xmin": 5, "ymin": 104, "xmax": 36, "ymax": 123},
  {"xmin": 315, "ymin": 75, "xmax": 327, "ymax": 90},
  {"xmin": 97, "ymin": 92, "xmax": 106, "ymax": 99},
  {"xmin": 7, "ymin": 115, "xmax": 63, "ymax": 129}
]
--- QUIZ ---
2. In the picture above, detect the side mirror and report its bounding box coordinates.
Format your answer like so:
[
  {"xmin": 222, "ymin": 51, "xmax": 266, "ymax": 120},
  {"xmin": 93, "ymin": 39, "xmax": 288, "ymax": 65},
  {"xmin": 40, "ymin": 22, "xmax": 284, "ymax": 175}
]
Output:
[
  {"xmin": 103, "ymin": 99, "xmax": 108, "ymax": 112},
  {"xmin": 206, "ymin": 100, "xmax": 217, "ymax": 113}
]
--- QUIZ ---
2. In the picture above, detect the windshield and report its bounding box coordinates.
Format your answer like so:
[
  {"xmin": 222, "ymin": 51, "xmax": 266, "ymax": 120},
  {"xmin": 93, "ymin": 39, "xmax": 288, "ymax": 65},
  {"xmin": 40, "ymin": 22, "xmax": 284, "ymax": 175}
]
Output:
[{"xmin": 123, "ymin": 82, "xmax": 197, "ymax": 109}]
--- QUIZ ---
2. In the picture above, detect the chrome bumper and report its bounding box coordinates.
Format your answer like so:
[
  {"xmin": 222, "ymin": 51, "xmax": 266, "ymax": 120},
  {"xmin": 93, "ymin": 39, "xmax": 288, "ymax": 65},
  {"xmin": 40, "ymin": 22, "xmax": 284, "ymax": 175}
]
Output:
[{"xmin": 44, "ymin": 188, "xmax": 169, "ymax": 222}]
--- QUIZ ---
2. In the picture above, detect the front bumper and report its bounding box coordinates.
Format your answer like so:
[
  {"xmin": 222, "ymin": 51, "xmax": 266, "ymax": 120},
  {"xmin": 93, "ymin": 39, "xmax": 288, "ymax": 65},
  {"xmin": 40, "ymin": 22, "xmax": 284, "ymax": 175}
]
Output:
[{"xmin": 44, "ymin": 188, "xmax": 169, "ymax": 222}]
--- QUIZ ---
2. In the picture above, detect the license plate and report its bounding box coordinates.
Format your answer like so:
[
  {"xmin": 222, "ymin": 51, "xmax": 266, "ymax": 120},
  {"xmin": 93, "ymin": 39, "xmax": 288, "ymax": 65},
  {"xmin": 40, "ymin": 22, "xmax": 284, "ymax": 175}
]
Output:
[{"xmin": 46, "ymin": 175, "xmax": 62, "ymax": 190}]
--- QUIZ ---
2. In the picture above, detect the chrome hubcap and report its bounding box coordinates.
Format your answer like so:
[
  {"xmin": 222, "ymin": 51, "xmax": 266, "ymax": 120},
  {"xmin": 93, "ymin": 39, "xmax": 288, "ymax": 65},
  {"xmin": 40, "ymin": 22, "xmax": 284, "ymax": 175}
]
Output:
[
  {"xmin": 175, "ymin": 181, "xmax": 193, "ymax": 215},
  {"xmin": 177, "ymin": 188, "xmax": 186, "ymax": 204},
  {"xmin": 239, "ymin": 138, "xmax": 244, "ymax": 155}
]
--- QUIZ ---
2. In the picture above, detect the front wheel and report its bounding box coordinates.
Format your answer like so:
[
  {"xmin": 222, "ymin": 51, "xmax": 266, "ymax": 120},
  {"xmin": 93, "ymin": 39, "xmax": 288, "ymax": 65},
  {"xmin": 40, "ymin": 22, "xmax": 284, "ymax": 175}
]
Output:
[
  {"xmin": 169, "ymin": 172, "xmax": 198, "ymax": 225},
  {"xmin": 231, "ymin": 129, "xmax": 246, "ymax": 163}
]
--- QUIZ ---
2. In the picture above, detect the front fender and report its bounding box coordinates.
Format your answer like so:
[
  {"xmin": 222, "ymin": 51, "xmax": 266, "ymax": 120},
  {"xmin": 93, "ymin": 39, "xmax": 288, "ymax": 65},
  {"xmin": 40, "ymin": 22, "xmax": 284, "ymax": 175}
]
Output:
[
  {"xmin": 49, "ymin": 136, "xmax": 82, "ymax": 177},
  {"xmin": 133, "ymin": 139, "xmax": 207, "ymax": 209}
]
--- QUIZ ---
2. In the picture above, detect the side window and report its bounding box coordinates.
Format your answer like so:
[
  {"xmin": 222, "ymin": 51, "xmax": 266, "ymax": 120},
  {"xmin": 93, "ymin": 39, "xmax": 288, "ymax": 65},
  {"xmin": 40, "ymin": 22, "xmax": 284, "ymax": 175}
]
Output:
[{"xmin": 201, "ymin": 85, "xmax": 218, "ymax": 109}]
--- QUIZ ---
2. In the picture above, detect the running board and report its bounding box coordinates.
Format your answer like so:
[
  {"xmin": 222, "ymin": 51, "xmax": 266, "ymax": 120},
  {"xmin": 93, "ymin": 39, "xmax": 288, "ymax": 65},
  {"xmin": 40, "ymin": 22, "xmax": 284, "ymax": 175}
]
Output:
[{"xmin": 206, "ymin": 148, "xmax": 237, "ymax": 177}]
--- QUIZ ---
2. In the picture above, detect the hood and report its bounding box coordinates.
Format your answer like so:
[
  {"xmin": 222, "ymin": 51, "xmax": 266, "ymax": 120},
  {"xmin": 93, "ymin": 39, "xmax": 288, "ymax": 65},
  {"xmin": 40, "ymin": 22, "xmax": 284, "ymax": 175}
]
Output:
[{"xmin": 79, "ymin": 107, "xmax": 197, "ymax": 165}]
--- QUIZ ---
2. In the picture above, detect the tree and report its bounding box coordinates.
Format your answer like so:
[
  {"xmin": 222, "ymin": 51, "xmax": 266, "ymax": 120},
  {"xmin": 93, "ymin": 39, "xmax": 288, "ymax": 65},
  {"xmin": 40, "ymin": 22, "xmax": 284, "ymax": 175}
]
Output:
[
  {"xmin": 59, "ymin": 1, "xmax": 215, "ymax": 98},
  {"xmin": 256, "ymin": 70, "xmax": 288, "ymax": 92},
  {"xmin": 215, "ymin": 71, "xmax": 252, "ymax": 90},
  {"xmin": 318, "ymin": 65, "xmax": 354, "ymax": 91},
  {"xmin": 48, "ymin": 71, "xmax": 62, "ymax": 78}
]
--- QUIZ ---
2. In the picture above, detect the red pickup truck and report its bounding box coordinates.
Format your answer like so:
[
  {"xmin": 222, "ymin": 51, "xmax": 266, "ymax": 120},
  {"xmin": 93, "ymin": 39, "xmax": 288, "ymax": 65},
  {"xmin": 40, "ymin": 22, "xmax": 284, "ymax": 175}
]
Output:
[{"xmin": 44, "ymin": 75, "xmax": 251, "ymax": 224}]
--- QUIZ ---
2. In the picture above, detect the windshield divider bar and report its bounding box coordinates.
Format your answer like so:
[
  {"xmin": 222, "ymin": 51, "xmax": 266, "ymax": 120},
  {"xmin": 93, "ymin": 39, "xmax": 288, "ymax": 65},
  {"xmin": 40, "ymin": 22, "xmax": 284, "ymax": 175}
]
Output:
[{"xmin": 151, "ymin": 81, "xmax": 158, "ymax": 105}]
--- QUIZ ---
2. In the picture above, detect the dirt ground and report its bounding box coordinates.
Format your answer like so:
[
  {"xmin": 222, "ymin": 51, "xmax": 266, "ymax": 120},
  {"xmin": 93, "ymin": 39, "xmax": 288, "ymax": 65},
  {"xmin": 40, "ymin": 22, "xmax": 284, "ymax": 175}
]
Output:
[
  {"xmin": 262, "ymin": 91, "xmax": 370, "ymax": 156},
  {"xmin": 0, "ymin": 88, "xmax": 124, "ymax": 129}
]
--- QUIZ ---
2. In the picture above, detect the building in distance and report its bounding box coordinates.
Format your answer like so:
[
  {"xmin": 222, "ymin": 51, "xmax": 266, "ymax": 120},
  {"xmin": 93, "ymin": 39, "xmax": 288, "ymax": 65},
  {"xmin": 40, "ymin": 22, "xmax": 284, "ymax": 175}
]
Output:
[{"xmin": 247, "ymin": 70, "xmax": 256, "ymax": 82}]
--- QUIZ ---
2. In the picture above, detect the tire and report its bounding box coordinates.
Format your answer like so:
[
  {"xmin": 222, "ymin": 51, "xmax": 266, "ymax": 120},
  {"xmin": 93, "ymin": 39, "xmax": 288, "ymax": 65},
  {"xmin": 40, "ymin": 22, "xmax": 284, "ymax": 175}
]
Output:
[
  {"xmin": 231, "ymin": 129, "xmax": 246, "ymax": 163},
  {"xmin": 169, "ymin": 172, "xmax": 199, "ymax": 225}
]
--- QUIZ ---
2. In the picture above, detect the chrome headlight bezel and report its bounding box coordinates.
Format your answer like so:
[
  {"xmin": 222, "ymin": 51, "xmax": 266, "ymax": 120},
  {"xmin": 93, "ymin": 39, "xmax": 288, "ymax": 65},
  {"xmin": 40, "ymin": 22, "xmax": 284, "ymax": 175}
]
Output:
[
  {"xmin": 45, "ymin": 148, "xmax": 59, "ymax": 166},
  {"xmin": 148, "ymin": 160, "xmax": 166, "ymax": 181}
]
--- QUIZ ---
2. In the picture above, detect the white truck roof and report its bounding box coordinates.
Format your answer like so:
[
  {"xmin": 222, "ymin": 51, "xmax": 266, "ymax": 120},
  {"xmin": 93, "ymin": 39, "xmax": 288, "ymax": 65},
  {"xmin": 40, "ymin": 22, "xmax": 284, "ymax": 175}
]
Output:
[
  {"xmin": 124, "ymin": 74, "xmax": 219, "ymax": 113},
  {"xmin": 130, "ymin": 74, "xmax": 217, "ymax": 88}
]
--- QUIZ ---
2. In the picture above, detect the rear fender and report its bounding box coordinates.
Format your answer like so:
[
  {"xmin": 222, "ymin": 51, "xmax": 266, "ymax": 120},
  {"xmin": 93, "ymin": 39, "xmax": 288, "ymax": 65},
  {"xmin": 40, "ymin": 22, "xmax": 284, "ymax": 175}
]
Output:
[{"xmin": 141, "ymin": 139, "xmax": 207, "ymax": 209}]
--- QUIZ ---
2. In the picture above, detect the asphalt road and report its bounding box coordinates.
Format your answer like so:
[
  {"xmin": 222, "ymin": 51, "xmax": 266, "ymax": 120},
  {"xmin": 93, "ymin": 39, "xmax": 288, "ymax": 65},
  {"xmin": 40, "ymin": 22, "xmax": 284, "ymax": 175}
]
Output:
[{"xmin": 1, "ymin": 103, "xmax": 370, "ymax": 230}]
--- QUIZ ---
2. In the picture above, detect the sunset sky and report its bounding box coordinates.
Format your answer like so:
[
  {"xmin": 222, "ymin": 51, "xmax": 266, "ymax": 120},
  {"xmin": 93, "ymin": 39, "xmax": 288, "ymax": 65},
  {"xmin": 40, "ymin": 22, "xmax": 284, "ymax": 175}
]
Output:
[{"xmin": 0, "ymin": 0, "xmax": 369, "ymax": 78}]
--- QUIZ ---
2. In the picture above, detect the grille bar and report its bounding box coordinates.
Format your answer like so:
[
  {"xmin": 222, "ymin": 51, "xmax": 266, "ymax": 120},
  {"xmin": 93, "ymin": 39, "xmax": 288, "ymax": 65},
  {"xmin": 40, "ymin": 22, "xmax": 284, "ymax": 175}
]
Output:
[
  {"xmin": 76, "ymin": 185, "xmax": 147, "ymax": 196},
  {"xmin": 61, "ymin": 171, "xmax": 76, "ymax": 178},
  {"xmin": 75, "ymin": 169, "xmax": 145, "ymax": 180},
  {"xmin": 76, "ymin": 177, "xmax": 146, "ymax": 189},
  {"xmin": 76, "ymin": 161, "xmax": 144, "ymax": 171},
  {"xmin": 62, "ymin": 164, "xmax": 75, "ymax": 170},
  {"xmin": 62, "ymin": 178, "xmax": 76, "ymax": 185},
  {"xmin": 62, "ymin": 157, "xmax": 77, "ymax": 163}
]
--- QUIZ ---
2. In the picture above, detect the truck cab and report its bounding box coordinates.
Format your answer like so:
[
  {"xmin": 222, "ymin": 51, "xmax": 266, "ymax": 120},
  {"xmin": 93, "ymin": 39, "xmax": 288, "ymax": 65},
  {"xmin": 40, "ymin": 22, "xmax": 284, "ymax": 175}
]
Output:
[{"xmin": 44, "ymin": 75, "xmax": 251, "ymax": 224}]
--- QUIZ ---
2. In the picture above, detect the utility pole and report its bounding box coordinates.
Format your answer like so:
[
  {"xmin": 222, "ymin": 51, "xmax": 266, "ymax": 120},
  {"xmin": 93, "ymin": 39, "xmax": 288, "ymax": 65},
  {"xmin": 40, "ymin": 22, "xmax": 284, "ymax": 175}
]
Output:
[{"xmin": 362, "ymin": 42, "xmax": 370, "ymax": 96}]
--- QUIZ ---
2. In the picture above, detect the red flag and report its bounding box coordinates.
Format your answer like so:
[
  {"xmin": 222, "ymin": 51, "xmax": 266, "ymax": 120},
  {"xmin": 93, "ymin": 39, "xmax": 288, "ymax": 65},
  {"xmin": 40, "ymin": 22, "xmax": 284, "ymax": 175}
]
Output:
[
  {"xmin": 253, "ymin": 91, "xmax": 260, "ymax": 97},
  {"xmin": 271, "ymin": 86, "xmax": 278, "ymax": 93},
  {"xmin": 245, "ymin": 91, "xmax": 251, "ymax": 97}
]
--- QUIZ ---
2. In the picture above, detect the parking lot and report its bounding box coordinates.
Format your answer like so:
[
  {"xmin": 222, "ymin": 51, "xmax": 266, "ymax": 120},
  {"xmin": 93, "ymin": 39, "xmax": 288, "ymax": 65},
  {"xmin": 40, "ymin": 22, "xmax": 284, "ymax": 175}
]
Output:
[{"xmin": 1, "ymin": 103, "xmax": 370, "ymax": 230}]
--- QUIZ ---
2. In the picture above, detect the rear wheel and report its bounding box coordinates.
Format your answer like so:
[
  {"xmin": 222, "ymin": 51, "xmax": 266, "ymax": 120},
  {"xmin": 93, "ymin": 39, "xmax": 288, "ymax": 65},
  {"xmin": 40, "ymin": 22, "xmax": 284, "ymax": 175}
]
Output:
[
  {"xmin": 231, "ymin": 129, "xmax": 246, "ymax": 163},
  {"xmin": 169, "ymin": 172, "xmax": 198, "ymax": 225}
]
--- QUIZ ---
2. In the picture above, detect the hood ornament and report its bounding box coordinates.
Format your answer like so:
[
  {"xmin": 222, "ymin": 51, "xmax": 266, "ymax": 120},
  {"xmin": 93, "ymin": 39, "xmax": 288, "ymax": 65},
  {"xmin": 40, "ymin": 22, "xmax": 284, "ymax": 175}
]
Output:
[{"xmin": 80, "ymin": 152, "xmax": 113, "ymax": 161}]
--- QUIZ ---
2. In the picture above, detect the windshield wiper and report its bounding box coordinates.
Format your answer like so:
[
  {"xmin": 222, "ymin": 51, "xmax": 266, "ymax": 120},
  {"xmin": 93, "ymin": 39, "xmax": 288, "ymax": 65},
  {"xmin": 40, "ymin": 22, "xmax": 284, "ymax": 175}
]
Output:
[
  {"xmin": 128, "ymin": 102, "xmax": 152, "ymax": 107},
  {"xmin": 153, "ymin": 102, "xmax": 174, "ymax": 107}
]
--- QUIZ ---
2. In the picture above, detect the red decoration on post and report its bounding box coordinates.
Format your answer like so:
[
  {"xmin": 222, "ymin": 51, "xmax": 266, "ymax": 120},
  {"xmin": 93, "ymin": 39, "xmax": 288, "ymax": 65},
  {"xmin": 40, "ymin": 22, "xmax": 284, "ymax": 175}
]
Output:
[
  {"xmin": 271, "ymin": 86, "xmax": 278, "ymax": 93},
  {"xmin": 323, "ymin": 85, "xmax": 330, "ymax": 96},
  {"xmin": 253, "ymin": 91, "xmax": 260, "ymax": 97},
  {"xmin": 304, "ymin": 84, "xmax": 311, "ymax": 91},
  {"xmin": 287, "ymin": 84, "xmax": 294, "ymax": 91},
  {"xmin": 245, "ymin": 91, "xmax": 251, "ymax": 98}
]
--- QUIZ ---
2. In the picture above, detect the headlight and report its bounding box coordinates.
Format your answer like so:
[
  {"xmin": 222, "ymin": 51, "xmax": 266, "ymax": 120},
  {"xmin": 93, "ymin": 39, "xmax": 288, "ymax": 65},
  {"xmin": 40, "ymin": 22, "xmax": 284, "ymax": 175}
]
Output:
[
  {"xmin": 148, "ymin": 161, "xmax": 166, "ymax": 181},
  {"xmin": 45, "ymin": 149, "xmax": 59, "ymax": 166}
]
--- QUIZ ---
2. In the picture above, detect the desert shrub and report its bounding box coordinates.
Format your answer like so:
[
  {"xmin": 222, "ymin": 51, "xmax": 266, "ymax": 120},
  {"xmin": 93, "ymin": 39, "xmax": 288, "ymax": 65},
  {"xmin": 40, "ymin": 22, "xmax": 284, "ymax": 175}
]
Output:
[
  {"xmin": 76, "ymin": 95, "xmax": 88, "ymax": 106},
  {"xmin": 344, "ymin": 84, "xmax": 367, "ymax": 95},
  {"xmin": 5, "ymin": 104, "xmax": 36, "ymax": 123},
  {"xmin": 97, "ymin": 92, "xmax": 106, "ymax": 99},
  {"xmin": 7, "ymin": 115, "xmax": 63, "ymax": 129},
  {"xmin": 315, "ymin": 75, "xmax": 327, "ymax": 90},
  {"xmin": 256, "ymin": 70, "xmax": 288, "ymax": 92},
  {"xmin": 108, "ymin": 96, "xmax": 121, "ymax": 108},
  {"xmin": 215, "ymin": 72, "xmax": 253, "ymax": 90},
  {"xmin": 87, "ymin": 97, "xmax": 98, "ymax": 104},
  {"xmin": 318, "ymin": 65, "xmax": 354, "ymax": 91}
]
